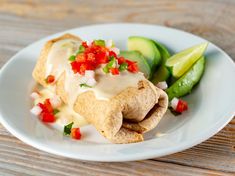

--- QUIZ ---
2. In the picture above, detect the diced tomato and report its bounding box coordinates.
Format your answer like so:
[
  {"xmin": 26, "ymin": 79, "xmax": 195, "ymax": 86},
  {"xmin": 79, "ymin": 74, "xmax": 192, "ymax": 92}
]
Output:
[
  {"xmin": 44, "ymin": 99, "xmax": 54, "ymax": 113},
  {"xmin": 38, "ymin": 99, "xmax": 53, "ymax": 114},
  {"xmin": 128, "ymin": 62, "xmax": 138, "ymax": 73},
  {"xmin": 125, "ymin": 59, "xmax": 135, "ymax": 65},
  {"xmin": 71, "ymin": 61, "xmax": 81, "ymax": 73},
  {"xmin": 71, "ymin": 128, "xmax": 81, "ymax": 140},
  {"xmin": 79, "ymin": 63, "xmax": 89, "ymax": 75},
  {"xmin": 36, "ymin": 99, "xmax": 57, "ymax": 123},
  {"xmin": 109, "ymin": 51, "xmax": 117, "ymax": 58},
  {"xmin": 38, "ymin": 103, "xmax": 46, "ymax": 112},
  {"xmin": 110, "ymin": 68, "xmax": 119, "ymax": 75},
  {"xmin": 96, "ymin": 52, "xmax": 108, "ymax": 64},
  {"xmin": 117, "ymin": 57, "xmax": 126, "ymax": 64},
  {"xmin": 176, "ymin": 99, "xmax": 188, "ymax": 113},
  {"xmin": 40, "ymin": 112, "xmax": 56, "ymax": 123},
  {"xmin": 69, "ymin": 40, "xmax": 140, "ymax": 75},
  {"xmin": 81, "ymin": 41, "xmax": 88, "ymax": 48},
  {"xmin": 46, "ymin": 75, "xmax": 55, "ymax": 84},
  {"xmin": 76, "ymin": 53, "xmax": 86, "ymax": 62},
  {"xmin": 86, "ymin": 53, "xmax": 96, "ymax": 62}
]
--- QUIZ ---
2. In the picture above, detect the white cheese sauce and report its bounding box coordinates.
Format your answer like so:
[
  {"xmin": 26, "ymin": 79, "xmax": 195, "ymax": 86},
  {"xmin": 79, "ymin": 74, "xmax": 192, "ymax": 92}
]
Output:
[
  {"xmin": 34, "ymin": 86, "xmax": 88, "ymax": 129},
  {"xmin": 40, "ymin": 38, "xmax": 145, "ymax": 129}
]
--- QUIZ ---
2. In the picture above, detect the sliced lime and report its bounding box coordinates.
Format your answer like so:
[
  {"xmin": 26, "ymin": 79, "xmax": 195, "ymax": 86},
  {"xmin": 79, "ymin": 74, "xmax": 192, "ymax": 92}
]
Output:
[
  {"xmin": 166, "ymin": 57, "xmax": 205, "ymax": 100},
  {"xmin": 165, "ymin": 43, "xmax": 208, "ymax": 78}
]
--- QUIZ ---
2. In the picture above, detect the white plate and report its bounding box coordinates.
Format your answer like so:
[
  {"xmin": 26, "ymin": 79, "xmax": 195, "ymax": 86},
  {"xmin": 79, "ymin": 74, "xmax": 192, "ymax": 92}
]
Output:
[{"xmin": 0, "ymin": 23, "xmax": 235, "ymax": 162}]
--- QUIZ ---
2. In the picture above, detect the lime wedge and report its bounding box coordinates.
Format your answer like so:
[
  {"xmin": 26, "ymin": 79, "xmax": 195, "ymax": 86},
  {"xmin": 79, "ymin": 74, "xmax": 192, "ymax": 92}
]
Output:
[
  {"xmin": 165, "ymin": 42, "xmax": 208, "ymax": 78},
  {"xmin": 166, "ymin": 56, "xmax": 205, "ymax": 100}
]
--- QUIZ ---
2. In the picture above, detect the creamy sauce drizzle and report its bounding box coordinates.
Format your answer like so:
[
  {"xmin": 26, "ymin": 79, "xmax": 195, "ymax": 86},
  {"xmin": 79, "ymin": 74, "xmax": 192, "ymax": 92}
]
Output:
[
  {"xmin": 46, "ymin": 39, "xmax": 81, "ymax": 80},
  {"xmin": 93, "ymin": 68, "xmax": 144, "ymax": 100},
  {"xmin": 41, "ymin": 39, "xmax": 145, "ymax": 129},
  {"xmin": 34, "ymin": 85, "xmax": 88, "ymax": 129},
  {"xmin": 45, "ymin": 39, "xmax": 145, "ymax": 106},
  {"xmin": 34, "ymin": 39, "xmax": 145, "ymax": 129}
]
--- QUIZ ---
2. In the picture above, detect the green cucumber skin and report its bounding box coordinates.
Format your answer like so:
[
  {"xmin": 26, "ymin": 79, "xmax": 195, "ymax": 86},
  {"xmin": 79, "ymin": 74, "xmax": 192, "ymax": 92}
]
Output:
[
  {"xmin": 166, "ymin": 57, "xmax": 205, "ymax": 100},
  {"xmin": 119, "ymin": 50, "xmax": 151, "ymax": 79}
]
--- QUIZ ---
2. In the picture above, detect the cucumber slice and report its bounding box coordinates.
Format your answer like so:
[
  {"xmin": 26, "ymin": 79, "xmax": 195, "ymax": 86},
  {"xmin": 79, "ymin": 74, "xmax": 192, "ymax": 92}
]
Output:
[
  {"xmin": 166, "ymin": 57, "xmax": 205, "ymax": 100},
  {"xmin": 119, "ymin": 51, "xmax": 151, "ymax": 79},
  {"xmin": 165, "ymin": 43, "xmax": 208, "ymax": 78},
  {"xmin": 127, "ymin": 36, "xmax": 161, "ymax": 69},
  {"xmin": 151, "ymin": 41, "xmax": 171, "ymax": 84}
]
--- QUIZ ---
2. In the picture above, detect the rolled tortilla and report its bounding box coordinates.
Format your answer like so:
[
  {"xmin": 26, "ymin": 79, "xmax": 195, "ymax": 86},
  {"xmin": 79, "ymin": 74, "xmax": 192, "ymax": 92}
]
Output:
[
  {"xmin": 32, "ymin": 34, "xmax": 168, "ymax": 144},
  {"xmin": 32, "ymin": 34, "xmax": 82, "ymax": 87},
  {"xmin": 73, "ymin": 80, "xmax": 168, "ymax": 143}
]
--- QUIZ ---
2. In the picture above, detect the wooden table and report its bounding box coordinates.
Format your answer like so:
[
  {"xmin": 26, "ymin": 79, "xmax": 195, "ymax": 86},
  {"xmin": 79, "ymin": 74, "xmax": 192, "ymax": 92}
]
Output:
[{"xmin": 0, "ymin": 0, "xmax": 234, "ymax": 175}]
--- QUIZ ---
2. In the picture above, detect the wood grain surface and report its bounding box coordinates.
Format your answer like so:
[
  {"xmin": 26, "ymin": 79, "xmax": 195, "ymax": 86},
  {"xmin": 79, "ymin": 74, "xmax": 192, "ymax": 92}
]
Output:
[{"xmin": 0, "ymin": 0, "xmax": 234, "ymax": 175}]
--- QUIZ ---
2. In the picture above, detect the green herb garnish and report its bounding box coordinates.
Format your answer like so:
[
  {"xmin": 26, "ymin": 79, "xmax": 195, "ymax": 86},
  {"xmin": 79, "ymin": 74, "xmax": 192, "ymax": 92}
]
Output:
[
  {"xmin": 102, "ymin": 66, "xmax": 109, "ymax": 73},
  {"xmin": 102, "ymin": 56, "xmax": 116, "ymax": 74},
  {"xmin": 107, "ymin": 56, "xmax": 115, "ymax": 67},
  {"xmin": 80, "ymin": 83, "xmax": 92, "ymax": 88},
  {"xmin": 94, "ymin": 40, "xmax": 105, "ymax": 46},
  {"xmin": 76, "ymin": 45, "xmax": 85, "ymax": 54},
  {"xmin": 64, "ymin": 122, "xmax": 74, "ymax": 135},
  {"xmin": 119, "ymin": 63, "xmax": 128, "ymax": 71},
  {"xmin": 69, "ymin": 55, "xmax": 76, "ymax": 62},
  {"xmin": 53, "ymin": 109, "xmax": 60, "ymax": 115}
]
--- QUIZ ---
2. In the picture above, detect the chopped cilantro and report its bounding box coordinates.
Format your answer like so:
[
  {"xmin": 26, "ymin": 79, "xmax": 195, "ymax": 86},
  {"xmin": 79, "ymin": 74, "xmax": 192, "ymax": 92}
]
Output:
[
  {"xmin": 103, "ymin": 66, "xmax": 109, "ymax": 73},
  {"xmin": 103, "ymin": 56, "xmax": 116, "ymax": 74},
  {"xmin": 94, "ymin": 40, "xmax": 105, "ymax": 46},
  {"xmin": 53, "ymin": 109, "xmax": 60, "ymax": 115},
  {"xmin": 76, "ymin": 45, "xmax": 85, "ymax": 54},
  {"xmin": 80, "ymin": 83, "xmax": 92, "ymax": 88},
  {"xmin": 119, "ymin": 62, "xmax": 128, "ymax": 71},
  {"xmin": 69, "ymin": 55, "xmax": 76, "ymax": 62},
  {"xmin": 64, "ymin": 122, "xmax": 74, "ymax": 135},
  {"xmin": 107, "ymin": 56, "xmax": 115, "ymax": 67}
]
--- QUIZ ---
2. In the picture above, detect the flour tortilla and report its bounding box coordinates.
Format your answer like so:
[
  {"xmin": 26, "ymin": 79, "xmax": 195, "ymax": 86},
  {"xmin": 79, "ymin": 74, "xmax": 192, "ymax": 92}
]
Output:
[{"xmin": 32, "ymin": 34, "xmax": 168, "ymax": 144}]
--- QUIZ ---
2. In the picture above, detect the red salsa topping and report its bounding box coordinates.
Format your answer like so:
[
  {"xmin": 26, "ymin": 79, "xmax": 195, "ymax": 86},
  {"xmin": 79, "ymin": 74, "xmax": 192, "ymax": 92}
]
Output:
[
  {"xmin": 46, "ymin": 75, "xmax": 55, "ymax": 84},
  {"xmin": 71, "ymin": 128, "xmax": 82, "ymax": 140},
  {"xmin": 69, "ymin": 41, "xmax": 138, "ymax": 75},
  {"xmin": 38, "ymin": 99, "xmax": 56, "ymax": 123},
  {"xmin": 176, "ymin": 99, "xmax": 188, "ymax": 113}
]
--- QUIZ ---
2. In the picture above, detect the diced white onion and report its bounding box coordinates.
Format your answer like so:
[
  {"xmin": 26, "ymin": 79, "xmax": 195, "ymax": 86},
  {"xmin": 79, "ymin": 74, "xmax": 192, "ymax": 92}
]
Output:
[
  {"xmin": 171, "ymin": 97, "xmax": 179, "ymax": 110},
  {"xmin": 30, "ymin": 92, "xmax": 40, "ymax": 100},
  {"xmin": 110, "ymin": 47, "xmax": 120, "ymax": 55},
  {"xmin": 113, "ymin": 59, "xmax": 119, "ymax": 68},
  {"xmin": 30, "ymin": 105, "xmax": 42, "ymax": 116},
  {"xmin": 79, "ymin": 76, "xmax": 89, "ymax": 84},
  {"xmin": 50, "ymin": 96, "xmax": 62, "ymax": 108},
  {"xmin": 86, "ymin": 40, "xmax": 92, "ymax": 46},
  {"xmin": 156, "ymin": 81, "xmax": 168, "ymax": 90},
  {"xmin": 106, "ymin": 40, "xmax": 113, "ymax": 48},
  {"xmin": 86, "ymin": 78, "xmax": 97, "ymax": 87},
  {"xmin": 85, "ymin": 70, "xmax": 95, "ymax": 78}
]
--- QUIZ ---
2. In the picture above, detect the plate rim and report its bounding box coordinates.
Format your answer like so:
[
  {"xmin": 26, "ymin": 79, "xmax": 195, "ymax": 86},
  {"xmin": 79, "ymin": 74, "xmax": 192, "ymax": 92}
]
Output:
[{"xmin": 0, "ymin": 23, "xmax": 235, "ymax": 162}]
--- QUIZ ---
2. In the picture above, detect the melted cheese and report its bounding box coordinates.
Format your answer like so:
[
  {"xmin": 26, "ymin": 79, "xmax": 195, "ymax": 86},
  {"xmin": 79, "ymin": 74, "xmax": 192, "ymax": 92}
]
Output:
[
  {"xmin": 46, "ymin": 39, "xmax": 81, "ymax": 80},
  {"xmin": 34, "ymin": 86, "xmax": 88, "ymax": 129},
  {"xmin": 41, "ymin": 38, "xmax": 145, "ymax": 128},
  {"xmin": 45, "ymin": 39, "xmax": 145, "ymax": 105}
]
